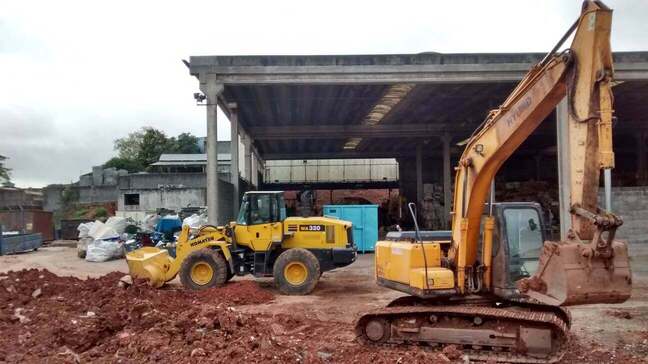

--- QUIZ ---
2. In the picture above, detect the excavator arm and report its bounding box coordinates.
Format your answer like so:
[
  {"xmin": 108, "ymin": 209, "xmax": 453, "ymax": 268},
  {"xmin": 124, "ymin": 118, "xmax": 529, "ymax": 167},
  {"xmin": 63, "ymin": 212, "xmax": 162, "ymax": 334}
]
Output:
[{"xmin": 450, "ymin": 0, "xmax": 631, "ymax": 305}]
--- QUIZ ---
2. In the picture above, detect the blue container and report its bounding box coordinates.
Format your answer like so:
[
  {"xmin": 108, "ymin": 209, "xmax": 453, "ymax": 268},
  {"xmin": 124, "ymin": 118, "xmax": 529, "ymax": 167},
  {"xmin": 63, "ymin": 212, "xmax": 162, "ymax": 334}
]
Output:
[
  {"xmin": 323, "ymin": 204, "xmax": 378, "ymax": 253},
  {"xmin": 0, "ymin": 233, "xmax": 42, "ymax": 255}
]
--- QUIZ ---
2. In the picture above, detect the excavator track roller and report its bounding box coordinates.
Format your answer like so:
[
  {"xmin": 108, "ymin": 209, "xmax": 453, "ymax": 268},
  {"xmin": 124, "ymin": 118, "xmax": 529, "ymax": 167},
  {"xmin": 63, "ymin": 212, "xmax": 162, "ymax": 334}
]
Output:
[{"xmin": 356, "ymin": 302, "xmax": 569, "ymax": 363}]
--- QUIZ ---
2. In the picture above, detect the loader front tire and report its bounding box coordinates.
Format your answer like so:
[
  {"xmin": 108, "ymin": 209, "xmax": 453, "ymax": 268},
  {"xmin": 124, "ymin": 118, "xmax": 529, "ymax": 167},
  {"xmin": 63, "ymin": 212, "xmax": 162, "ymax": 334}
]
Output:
[
  {"xmin": 179, "ymin": 248, "xmax": 228, "ymax": 290},
  {"xmin": 273, "ymin": 248, "xmax": 320, "ymax": 295}
]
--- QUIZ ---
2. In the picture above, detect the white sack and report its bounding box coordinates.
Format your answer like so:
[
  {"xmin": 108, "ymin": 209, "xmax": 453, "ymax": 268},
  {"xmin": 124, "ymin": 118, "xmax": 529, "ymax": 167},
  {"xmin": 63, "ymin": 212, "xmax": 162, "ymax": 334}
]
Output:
[
  {"xmin": 87, "ymin": 221, "xmax": 105, "ymax": 239},
  {"xmin": 77, "ymin": 222, "xmax": 94, "ymax": 239},
  {"xmin": 105, "ymin": 216, "xmax": 128, "ymax": 234},
  {"xmin": 182, "ymin": 214, "xmax": 207, "ymax": 229},
  {"xmin": 85, "ymin": 239, "xmax": 124, "ymax": 262},
  {"xmin": 143, "ymin": 214, "xmax": 160, "ymax": 231}
]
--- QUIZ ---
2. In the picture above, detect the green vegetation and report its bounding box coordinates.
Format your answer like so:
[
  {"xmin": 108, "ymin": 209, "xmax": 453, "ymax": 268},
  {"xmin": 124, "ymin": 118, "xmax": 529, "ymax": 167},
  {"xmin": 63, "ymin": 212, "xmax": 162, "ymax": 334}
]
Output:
[
  {"xmin": 0, "ymin": 155, "xmax": 12, "ymax": 187},
  {"xmin": 105, "ymin": 127, "xmax": 201, "ymax": 172},
  {"xmin": 94, "ymin": 207, "xmax": 108, "ymax": 218}
]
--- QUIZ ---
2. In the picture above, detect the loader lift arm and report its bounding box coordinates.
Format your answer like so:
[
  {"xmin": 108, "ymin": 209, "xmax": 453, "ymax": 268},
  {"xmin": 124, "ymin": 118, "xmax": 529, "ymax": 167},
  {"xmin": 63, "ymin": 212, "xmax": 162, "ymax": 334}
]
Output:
[{"xmin": 449, "ymin": 1, "xmax": 628, "ymax": 303}]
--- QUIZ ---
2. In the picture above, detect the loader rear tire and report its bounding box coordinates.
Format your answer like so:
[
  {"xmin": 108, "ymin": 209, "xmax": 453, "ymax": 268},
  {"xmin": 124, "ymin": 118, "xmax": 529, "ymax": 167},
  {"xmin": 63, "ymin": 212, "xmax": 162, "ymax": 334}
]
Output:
[
  {"xmin": 179, "ymin": 248, "xmax": 228, "ymax": 290},
  {"xmin": 273, "ymin": 248, "xmax": 320, "ymax": 295}
]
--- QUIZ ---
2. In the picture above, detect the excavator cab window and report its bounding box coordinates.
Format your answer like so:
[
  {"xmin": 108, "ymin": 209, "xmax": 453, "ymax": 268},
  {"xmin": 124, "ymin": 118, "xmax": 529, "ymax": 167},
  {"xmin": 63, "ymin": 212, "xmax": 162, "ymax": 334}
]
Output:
[{"xmin": 502, "ymin": 207, "xmax": 544, "ymax": 282}]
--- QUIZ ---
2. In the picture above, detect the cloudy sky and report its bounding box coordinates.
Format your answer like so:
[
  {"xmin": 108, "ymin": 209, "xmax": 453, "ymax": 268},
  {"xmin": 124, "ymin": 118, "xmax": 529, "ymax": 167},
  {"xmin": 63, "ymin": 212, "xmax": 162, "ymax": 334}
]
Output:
[{"xmin": 1, "ymin": 0, "xmax": 647, "ymax": 187}]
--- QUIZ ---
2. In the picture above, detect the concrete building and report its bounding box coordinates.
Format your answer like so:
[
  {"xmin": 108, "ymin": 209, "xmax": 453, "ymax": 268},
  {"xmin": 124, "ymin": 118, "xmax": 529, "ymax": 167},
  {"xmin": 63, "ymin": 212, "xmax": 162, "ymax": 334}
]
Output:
[
  {"xmin": 187, "ymin": 51, "xmax": 648, "ymax": 243},
  {"xmin": 0, "ymin": 187, "xmax": 43, "ymax": 210},
  {"xmin": 43, "ymin": 141, "xmax": 241, "ymax": 225}
]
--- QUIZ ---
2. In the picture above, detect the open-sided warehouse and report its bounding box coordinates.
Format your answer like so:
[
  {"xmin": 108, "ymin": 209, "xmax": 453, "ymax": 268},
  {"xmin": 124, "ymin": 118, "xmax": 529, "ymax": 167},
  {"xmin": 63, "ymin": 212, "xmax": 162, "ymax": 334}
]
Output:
[{"xmin": 187, "ymin": 51, "xmax": 648, "ymax": 243}]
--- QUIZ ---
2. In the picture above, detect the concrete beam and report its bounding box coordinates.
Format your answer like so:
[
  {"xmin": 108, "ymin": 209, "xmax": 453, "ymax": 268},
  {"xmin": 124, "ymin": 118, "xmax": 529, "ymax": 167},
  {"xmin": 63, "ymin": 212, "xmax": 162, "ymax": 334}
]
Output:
[
  {"xmin": 191, "ymin": 60, "xmax": 648, "ymax": 85},
  {"xmin": 249, "ymin": 124, "xmax": 474, "ymax": 140}
]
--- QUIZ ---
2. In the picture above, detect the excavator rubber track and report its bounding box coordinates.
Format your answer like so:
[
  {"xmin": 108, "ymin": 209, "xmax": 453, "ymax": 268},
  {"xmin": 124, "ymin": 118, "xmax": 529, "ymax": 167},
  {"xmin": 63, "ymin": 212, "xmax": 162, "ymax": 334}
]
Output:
[{"xmin": 355, "ymin": 299, "xmax": 569, "ymax": 363}]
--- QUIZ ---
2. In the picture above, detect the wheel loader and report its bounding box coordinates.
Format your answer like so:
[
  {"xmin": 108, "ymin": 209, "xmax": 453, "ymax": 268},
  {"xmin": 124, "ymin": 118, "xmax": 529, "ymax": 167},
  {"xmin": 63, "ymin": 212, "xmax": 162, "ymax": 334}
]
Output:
[
  {"xmin": 126, "ymin": 191, "xmax": 356, "ymax": 295},
  {"xmin": 356, "ymin": 2, "xmax": 632, "ymax": 362}
]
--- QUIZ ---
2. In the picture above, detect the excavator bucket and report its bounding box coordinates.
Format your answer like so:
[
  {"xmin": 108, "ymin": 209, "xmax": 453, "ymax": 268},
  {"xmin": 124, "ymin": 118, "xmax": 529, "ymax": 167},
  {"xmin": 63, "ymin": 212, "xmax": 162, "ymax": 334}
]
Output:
[
  {"xmin": 519, "ymin": 239, "xmax": 632, "ymax": 306},
  {"xmin": 125, "ymin": 247, "xmax": 174, "ymax": 288}
]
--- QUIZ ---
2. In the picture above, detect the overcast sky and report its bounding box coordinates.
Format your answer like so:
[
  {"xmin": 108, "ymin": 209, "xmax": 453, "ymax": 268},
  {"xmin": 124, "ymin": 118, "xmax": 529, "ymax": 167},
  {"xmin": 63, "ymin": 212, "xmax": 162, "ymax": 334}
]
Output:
[{"xmin": 1, "ymin": 0, "xmax": 647, "ymax": 188}]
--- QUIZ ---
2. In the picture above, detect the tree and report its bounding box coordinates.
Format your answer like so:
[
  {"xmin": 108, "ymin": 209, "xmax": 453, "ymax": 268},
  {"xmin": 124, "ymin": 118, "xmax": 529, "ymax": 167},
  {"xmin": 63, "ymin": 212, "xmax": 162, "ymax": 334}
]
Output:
[
  {"xmin": 0, "ymin": 155, "xmax": 11, "ymax": 186},
  {"xmin": 110, "ymin": 127, "xmax": 201, "ymax": 171},
  {"xmin": 113, "ymin": 127, "xmax": 171, "ymax": 169},
  {"xmin": 168, "ymin": 133, "xmax": 201, "ymax": 154},
  {"xmin": 138, "ymin": 128, "xmax": 172, "ymax": 167},
  {"xmin": 103, "ymin": 157, "xmax": 144, "ymax": 173},
  {"xmin": 114, "ymin": 129, "xmax": 145, "ymax": 160}
]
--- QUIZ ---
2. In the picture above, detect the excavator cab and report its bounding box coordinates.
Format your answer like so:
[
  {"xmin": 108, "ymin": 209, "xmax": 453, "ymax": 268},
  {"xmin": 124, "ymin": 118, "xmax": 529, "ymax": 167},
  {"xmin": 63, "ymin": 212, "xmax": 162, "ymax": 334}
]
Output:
[{"xmin": 488, "ymin": 203, "xmax": 547, "ymax": 299}]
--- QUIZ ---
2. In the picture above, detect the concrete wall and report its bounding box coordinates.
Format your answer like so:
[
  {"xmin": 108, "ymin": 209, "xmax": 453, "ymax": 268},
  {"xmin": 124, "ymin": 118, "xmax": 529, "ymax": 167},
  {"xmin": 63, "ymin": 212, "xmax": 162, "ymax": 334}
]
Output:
[
  {"xmin": 0, "ymin": 188, "xmax": 43, "ymax": 209},
  {"xmin": 119, "ymin": 173, "xmax": 206, "ymax": 190},
  {"xmin": 116, "ymin": 179, "xmax": 234, "ymax": 225},
  {"xmin": 602, "ymin": 186, "xmax": 648, "ymax": 245},
  {"xmin": 42, "ymin": 185, "xmax": 118, "ymax": 212},
  {"xmin": 77, "ymin": 186, "xmax": 119, "ymax": 204},
  {"xmin": 119, "ymin": 188, "xmax": 205, "ymax": 212}
]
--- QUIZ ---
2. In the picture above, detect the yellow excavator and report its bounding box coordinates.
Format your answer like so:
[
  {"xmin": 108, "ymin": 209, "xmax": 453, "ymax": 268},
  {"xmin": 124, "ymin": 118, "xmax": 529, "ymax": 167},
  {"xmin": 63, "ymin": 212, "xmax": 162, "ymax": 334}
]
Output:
[
  {"xmin": 126, "ymin": 191, "xmax": 356, "ymax": 295},
  {"xmin": 356, "ymin": 1, "xmax": 632, "ymax": 362}
]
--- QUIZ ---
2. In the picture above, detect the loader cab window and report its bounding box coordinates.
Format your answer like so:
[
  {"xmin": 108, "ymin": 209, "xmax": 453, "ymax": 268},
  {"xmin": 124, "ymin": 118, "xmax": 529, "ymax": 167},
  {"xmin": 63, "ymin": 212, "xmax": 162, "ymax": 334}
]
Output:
[
  {"xmin": 237, "ymin": 193, "xmax": 283, "ymax": 225},
  {"xmin": 503, "ymin": 208, "xmax": 543, "ymax": 282}
]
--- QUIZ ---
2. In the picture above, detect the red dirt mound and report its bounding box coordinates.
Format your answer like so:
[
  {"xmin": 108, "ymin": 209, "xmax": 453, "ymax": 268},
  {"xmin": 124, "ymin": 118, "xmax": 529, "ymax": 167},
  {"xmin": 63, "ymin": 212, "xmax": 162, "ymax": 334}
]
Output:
[{"xmin": 1, "ymin": 269, "xmax": 644, "ymax": 363}]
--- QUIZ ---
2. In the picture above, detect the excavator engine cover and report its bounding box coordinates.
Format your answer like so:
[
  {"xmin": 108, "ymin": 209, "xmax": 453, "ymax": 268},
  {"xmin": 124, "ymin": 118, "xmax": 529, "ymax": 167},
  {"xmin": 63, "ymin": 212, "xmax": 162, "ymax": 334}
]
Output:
[{"xmin": 519, "ymin": 239, "xmax": 632, "ymax": 306}]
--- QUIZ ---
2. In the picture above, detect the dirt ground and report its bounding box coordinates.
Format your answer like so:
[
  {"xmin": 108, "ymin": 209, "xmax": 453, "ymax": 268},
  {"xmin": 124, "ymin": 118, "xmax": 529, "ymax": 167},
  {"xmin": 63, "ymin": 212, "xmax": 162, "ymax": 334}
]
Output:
[{"xmin": 1, "ymin": 245, "xmax": 647, "ymax": 363}]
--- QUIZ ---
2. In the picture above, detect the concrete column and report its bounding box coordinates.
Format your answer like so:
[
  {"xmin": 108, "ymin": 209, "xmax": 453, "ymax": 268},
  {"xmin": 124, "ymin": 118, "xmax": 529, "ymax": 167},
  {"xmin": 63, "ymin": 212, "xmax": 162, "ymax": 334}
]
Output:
[
  {"xmin": 204, "ymin": 83, "xmax": 223, "ymax": 225},
  {"xmin": 416, "ymin": 143, "xmax": 423, "ymax": 206},
  {"xmin": 242, "ymin": 134, "xmax": 253, "ymax": 187},
  {"xmin": 229, "ymin": 103, "xmax": 240, "ymax": 216},
  {"xmin": 556, "ymin": 98, "xmax": 571, "ymax": 239},
  {"xmin": 442, "ymin": 134, "xmax": 452, "ymax": 229},
  {"xmin": 534, "ymin": 155, "xmax": 542, "ymax": 181},
  {"xmin": 637, "ymin": 133, "xmax": 647, "ymax": 185}
]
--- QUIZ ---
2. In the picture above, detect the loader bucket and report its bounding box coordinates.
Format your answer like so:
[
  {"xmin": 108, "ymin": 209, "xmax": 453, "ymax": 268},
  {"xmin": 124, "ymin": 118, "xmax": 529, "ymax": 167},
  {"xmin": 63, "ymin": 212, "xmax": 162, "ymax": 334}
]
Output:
[
  {"xmin": 125, "ymin": 247, "xmax": 174, "ymax": 288},
  {"xmin": 518, "ymin": 240, "xmax": 632, "ymax": 306}
]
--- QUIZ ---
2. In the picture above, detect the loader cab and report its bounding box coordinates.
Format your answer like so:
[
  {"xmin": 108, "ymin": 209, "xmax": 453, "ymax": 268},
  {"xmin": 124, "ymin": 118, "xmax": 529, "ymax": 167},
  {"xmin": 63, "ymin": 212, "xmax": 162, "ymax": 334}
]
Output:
[
  {"xmin": 236, "ymin": 191, "xmax": 287, "ymax": 226},
  {"xmin": 489, "ymin": 202, "xmax": 546, "ymax": 299}
]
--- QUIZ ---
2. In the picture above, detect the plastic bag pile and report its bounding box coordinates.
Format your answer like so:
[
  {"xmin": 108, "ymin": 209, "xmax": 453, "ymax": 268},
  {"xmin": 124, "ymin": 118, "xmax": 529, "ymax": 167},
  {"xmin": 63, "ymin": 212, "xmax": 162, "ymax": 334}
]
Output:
[{"xmin": 77, "ymin": 217, "xmax": 128, "ymax": 262}]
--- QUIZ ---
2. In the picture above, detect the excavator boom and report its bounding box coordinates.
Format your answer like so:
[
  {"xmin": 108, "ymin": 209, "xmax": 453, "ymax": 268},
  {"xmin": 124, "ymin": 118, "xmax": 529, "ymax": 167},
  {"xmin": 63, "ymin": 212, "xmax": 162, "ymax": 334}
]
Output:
[
  {"xmin": 450, "ymin": 0, "xmax": 631, "ymax": 305},
  {"xmin": 356, "ymin": 2, "xmax": 632, "ymax": 362}
]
